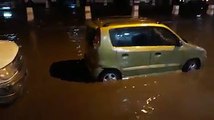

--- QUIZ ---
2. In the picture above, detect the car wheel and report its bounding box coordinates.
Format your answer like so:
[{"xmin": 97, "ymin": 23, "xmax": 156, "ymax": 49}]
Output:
[
  {"xmin": 182, "ymin": 59, "xmax": 200, "ymax": 72},
  {"xmin": 98, "ymin": 70, "xmax": 122, "ymax": 82}
]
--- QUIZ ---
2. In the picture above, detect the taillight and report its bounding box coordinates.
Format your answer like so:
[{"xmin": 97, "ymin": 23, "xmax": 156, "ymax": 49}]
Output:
[{"xmin": 93, "ymin": 29, "xmax": 100, "ymax": 49}]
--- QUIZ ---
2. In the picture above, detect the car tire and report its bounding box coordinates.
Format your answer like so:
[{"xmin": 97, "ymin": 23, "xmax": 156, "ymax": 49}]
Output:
[
  {"xmin": 182, "ymin": 59, "xmax": 200, "ymax": 72},
  {"xmin": 98, "ymin": 69, "xmax": 122, "ymax": 82}
]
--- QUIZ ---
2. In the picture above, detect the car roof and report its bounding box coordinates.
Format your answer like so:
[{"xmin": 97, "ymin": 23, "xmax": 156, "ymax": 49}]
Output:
[{"xmin": 86, "ymin": 17, "xmax": 159, "ymax": 28}]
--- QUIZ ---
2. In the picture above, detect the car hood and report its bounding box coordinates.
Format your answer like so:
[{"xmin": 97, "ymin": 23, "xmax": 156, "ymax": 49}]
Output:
[
  {"xmin": 0, "ymin": 40, "xmax": 18, "ymax": 69},
  {"xmin": 187, "ymin": 42, "xmax": 206, "ymax": 51}
]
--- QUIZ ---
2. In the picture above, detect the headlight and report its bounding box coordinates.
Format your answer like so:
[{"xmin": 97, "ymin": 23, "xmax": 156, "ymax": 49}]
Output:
[
  {"xmin": 0, "ymin": 62, "xmax": 17, "ymax": 80},
  {"xmin": 0, "ymin": 51, "xmax": 22, "ymax": 82}
]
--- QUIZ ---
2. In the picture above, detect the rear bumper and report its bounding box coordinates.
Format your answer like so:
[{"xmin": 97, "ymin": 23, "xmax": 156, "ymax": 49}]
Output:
[
  {"xmin": 84, "ymin": 54, "xmax": 103, "ymax": 79},
  {"xmin": 0, "ymin": 64, "xmax": 27, "ymax": 104}
]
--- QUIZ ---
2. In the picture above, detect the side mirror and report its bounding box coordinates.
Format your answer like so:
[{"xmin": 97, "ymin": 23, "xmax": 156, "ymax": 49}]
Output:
[{"xmin": 176, "ymin": 40, "xmax": 183, "ymax": 47}]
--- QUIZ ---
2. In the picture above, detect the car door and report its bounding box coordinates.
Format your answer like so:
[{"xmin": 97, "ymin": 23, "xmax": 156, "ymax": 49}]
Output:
[
  {"xmin": 149, "ymin": 27, "xmax": 183, "ymax": 73},
  {"xmin": 109, "ymin": 27, "xmax": 152, "ymax": 77}
]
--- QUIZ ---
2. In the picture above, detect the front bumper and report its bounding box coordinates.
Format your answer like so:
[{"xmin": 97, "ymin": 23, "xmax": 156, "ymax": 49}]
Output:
[{"xmin": 0, "ymin": 64, "xmax": 27, "ymax": 104}]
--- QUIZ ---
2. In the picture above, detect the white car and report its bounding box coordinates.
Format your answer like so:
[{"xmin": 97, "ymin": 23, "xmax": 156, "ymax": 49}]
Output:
[{"xmin": 0, "ymin": 39, "xmax": 26, "ymax": 104}]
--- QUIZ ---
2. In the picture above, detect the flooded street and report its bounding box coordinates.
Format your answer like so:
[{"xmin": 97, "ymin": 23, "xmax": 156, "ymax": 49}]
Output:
[{"xmin": 0, "ymin": 7, "xmax": 214, "ymax": 120}]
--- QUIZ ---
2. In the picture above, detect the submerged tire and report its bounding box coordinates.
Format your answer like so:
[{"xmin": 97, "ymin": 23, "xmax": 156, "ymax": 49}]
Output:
[
  {"xmin": 98, "ymin": 69, "xmax": 122, "ymax": 82},
  {"xmin": 182, "ymin": 59, "xmax": 200, "ymax": 72}
]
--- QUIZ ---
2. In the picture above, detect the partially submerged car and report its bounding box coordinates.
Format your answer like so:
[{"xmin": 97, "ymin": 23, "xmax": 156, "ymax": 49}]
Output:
[
  {"xmin": 84, "ymin": 17, "xmax": 207, "ymax": 82},
  {"xmin": 0, "ymin": 38, "xmax": 26, "ymax": 104}
]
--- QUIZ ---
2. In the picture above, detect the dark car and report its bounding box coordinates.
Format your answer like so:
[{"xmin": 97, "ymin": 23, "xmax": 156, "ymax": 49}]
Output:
[
  {"xmin": 0, "ymin": 0, "xmax": 26, "ymax": 22},
  {"xmin": 57, "ymin": 0, "xmax": 78, "ymax": 14},
  {"xmin": 0, "ymin": 0, "xmax": 16, "ymax": 19},
  {"xmin": 179, "ymin": 0, "xmax": 208, "ymax": 17},
  {"xmin": 0, "ymin": 0, "xmax": 16, "ymax": 10}
]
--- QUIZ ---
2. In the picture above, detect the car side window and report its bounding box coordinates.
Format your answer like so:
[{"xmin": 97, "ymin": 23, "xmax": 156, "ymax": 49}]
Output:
[
  {"xmin": 152, "ymin": 27, "xmax": 180, "ymax": 46},
  {"xmin": 109, "ymin": 27, "xmax": 153, "ymax": 47}
]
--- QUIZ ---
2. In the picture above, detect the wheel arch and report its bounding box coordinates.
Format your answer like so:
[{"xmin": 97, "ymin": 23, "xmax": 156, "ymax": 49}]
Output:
[
  {"xmin": 101, "ymin": 68, "xmax": 122, "ymax": 75},
  {"xmin": 184, "ymin": 58, "xmax": 201, "ymax": 68},
  {"xmin": 182, "ymin": 57, "xmax": 201, "ymax": 72}
]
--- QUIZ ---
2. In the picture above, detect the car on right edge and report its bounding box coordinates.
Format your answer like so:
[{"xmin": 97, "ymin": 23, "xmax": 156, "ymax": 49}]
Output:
[{"xmin": 84, "ymin": 17, "xmax": 207, "ymax": 82}]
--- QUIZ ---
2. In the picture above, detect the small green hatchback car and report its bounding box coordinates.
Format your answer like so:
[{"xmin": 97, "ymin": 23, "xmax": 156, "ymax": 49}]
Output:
[{"xmin": 84, "ymin": 18, "xmax": 207, "ymax": 82}]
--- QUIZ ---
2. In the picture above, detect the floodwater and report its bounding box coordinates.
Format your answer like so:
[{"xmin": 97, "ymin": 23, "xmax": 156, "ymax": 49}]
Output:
[{"xmin": 0, "ymin": 7, "xmax": 214, "ymax": 120}]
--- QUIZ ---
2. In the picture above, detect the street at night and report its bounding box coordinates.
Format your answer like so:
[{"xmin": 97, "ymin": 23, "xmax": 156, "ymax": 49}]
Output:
[{"xmin": 1, "ymin": 1, "xmax": 214, "ymax": 120}]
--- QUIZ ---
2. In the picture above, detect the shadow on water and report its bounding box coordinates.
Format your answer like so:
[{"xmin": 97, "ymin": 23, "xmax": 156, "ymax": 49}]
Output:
[{"xmin": 49, "ymin": 59, "xmax": 95, "ymax": 83}]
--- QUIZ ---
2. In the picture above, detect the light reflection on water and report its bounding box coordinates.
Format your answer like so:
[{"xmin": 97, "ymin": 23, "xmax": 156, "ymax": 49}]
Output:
[
  {"xmin": 121, "ymin": 94, "xmax": 161, "ymax": 120},
  {"xmin": 67, "ymin": 26, "xmax": 86, "ymax": 58},
  {"xmin": 113, "ymin": 70, "xmax": 205, "ymax": 119},
  {"xmin": 133, "ymin": 94, "xmax": 160, "ymax": 120},
  {"xmin": 119, "ymin": 78, "xmax": 161, "ymax": 120}
]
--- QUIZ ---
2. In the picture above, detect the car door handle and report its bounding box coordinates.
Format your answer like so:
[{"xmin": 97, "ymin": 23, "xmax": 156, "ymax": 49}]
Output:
[{"xmin": 155, "ymin": 52, "xmax": 161, "ymax": 56}]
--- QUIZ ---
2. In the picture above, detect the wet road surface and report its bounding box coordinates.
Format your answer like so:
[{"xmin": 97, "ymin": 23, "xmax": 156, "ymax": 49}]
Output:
[{"xmin": 0, "ymin": 7, "xmax": 214, "ymax": 120}]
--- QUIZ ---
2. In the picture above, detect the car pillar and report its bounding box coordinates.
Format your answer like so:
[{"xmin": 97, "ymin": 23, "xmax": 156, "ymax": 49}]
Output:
[
  {"xmin": 85, "ymin": 3, "xmax": 92, "ymax": 20},
  {"xmin": 172, "ymin": 4, "xmax": 179, "ymax": 15},
  {"xmin": 45, "ymin": 0, "xmax": 50, "ymax": 9},
  {"xmin": 132, "ymin": 0, "xmax": 140, "ymax": 18},
  {"xmin": 130, "ymin": 0, "xmax": 133, "ymax": 6},
  {"xmin": 207, "ymin": 4, "xmax": 214, "ymax": 16},
  {"xmin": 104, "ymin": 0, "xmax": 108, "ymax": 6},
  {"xmin": 26, "ymin": 0, "xmax": 34, "ymax": 22},
  {"xmin": 152, "ymin": 0, "xmax": 156, "ymax": 6}
]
